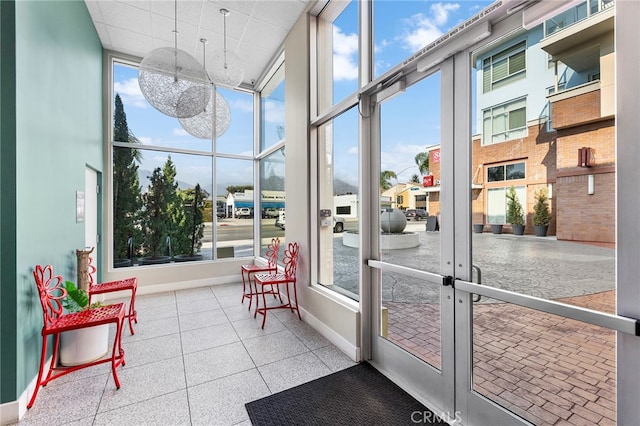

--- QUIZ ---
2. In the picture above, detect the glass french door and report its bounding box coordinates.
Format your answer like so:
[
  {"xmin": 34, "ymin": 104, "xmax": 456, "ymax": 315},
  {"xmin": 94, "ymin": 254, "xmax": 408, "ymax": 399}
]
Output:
[{"xmin": 367, "ymin": 2, "xmax": 640, "ymax": 424}]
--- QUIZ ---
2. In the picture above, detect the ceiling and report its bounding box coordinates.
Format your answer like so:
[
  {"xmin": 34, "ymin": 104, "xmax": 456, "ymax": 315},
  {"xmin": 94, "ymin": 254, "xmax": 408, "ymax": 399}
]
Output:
[{"xmin": 84, "ymin": 0, "xmax": 311, "ymax": 89}]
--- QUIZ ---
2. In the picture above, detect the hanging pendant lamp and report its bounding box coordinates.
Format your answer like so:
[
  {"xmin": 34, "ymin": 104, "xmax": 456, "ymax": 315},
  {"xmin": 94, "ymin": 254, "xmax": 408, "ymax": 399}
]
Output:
[
  {"xmin": 209, "ymin": 8, "xmax": 244, "ymax": 89},
  {"xmin": 179, "ymin": 39, "xmax": 231, "ymax": 139},
  {"xmin": 138, "ymin": 0, "xmax": 209, "ymax": 118}
]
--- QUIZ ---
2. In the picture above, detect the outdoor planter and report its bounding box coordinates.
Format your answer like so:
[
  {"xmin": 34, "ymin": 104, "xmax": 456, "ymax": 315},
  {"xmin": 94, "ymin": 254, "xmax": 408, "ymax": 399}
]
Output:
[
  {"xmin": 473, "ymin": 224, "xmax": 484, "ymax": 233},
  {"xmin": 512, "ymin": 225, "xmax": 525, "ymax": 235},
  {"xmin": 491, "ymin": 224, "xmax": 503, "ymax": 234},
  {"xmin": 534, "ymin": 225, "xmax": 549, "ymax": 237},
  {"xmin": 139, "ymin": 255, "xmax": 171, "ymax": 265},
  {"xmin": 174, "ymin": 254, "xmax": 203, "ymax": 262},
  {"xmin": 114, "ymin": 258, "xmax": 132, "ymax": 268}
]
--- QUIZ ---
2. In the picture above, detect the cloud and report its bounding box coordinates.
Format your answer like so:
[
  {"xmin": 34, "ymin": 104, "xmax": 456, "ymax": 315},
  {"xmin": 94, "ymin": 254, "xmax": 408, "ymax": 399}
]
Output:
[
  {"xmin": 333, "ymin": 26, "xmax": 358, "ymax": 81},
  {"xmin": 114, "ymin": 78, "xmax": 147, "ymax": 108},
  {"xmin": 402, "ymin": 2, "xmax": 460, "ymax": 52},
  {"xmin": 172, "ymin": 128, "xmax": 189, "ymax": 137},
  {"xmin": 380, "ymin": 143, "xmax": 428, "ymax": 175},
  {"xmin": 228, "ymin": 98, "xmax": 253, "ymax": 113},
  {"xmin": 431, "ymin": 2, "xmax": 460, "ymax": 26},
  {"xmin": 137, "ymin": 136, "xmax": 153, "ymax": 145},
  {"xmin": 263, "ymin": 100, "xmax": 285, "ymax": 123},
  {"xmin": 347, "ymin": 146, "xmax": 358, "ymax": 155}
]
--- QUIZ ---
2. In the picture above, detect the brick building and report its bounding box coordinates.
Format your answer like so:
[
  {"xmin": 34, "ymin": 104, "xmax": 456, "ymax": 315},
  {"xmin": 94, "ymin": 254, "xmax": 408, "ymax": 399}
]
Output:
[{"xmin": 422, "ymin": 1, "xmax": 615, "ymax": 243}]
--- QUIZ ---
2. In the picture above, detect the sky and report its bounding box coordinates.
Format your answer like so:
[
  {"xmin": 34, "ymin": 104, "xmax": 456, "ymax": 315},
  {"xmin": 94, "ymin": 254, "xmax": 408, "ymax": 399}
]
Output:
[{"xmin": 113, "ymin": 0, "xmax": 493, "ymax": 192}]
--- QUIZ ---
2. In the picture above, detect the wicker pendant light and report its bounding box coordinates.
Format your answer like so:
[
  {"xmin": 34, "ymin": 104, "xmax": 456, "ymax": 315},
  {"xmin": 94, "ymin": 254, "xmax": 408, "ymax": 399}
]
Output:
[
  {"xmin": 209, "ymin": 8, "xmax": 244, "ymax": 89},
  {"xmin": 138, "ymin": 0, "xmax": 209, "ymax": 118}
]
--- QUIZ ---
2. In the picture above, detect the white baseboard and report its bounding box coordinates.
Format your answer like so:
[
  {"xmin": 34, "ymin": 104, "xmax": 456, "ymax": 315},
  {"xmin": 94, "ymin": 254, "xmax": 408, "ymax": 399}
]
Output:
[
  {"xmin": 1, "ymin": 355, "xmax": 54, "ymax": 425},
  {"xmin": 102, "ymin": 274, "xmax": 241, "ymax": 301},
  {"xmin": 300, "ymin": 307, "xmax": 361, "ymax": 362}
]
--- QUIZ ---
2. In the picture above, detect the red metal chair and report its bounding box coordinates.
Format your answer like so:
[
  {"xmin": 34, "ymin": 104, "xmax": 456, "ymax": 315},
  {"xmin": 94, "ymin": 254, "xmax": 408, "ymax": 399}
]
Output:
[
  {"xmin": 87, "ymin": 256, "xmax": 138, "ymax": 335},
  {"xmin": 241, "ymin": 238, "xmax": 280, "ymax": 311},
  {"xmin": 28, "ymin": 265, "xmax": 126, "ymax": 409},
  {"xmin": 253, "ymin": 242, "xmax": 301, "ymax": 328}
]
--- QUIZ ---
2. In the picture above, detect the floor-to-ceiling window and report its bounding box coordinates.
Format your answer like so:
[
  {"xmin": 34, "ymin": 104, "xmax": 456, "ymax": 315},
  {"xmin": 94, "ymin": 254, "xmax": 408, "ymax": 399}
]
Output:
[
  {"xmin": 110, "ymin": 59, "xmax": 255, "ymax": 267},
  {"xmin": 258, "ymin": 62, "xmax": 286, "ymax": 257}
]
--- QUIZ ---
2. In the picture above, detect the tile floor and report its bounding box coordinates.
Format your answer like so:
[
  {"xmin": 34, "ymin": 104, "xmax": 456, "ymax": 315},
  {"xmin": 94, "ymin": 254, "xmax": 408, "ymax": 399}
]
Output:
[{"xmin": 17, "ymin": 283, "xmax": 356, "ymax": 426}]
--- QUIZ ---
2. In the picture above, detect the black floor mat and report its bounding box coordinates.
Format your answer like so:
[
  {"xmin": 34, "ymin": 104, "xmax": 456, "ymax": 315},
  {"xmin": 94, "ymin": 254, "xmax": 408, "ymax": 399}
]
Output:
[{"xmin": 245, "ymin": 362, "xmax": 449, "ymax": 425}]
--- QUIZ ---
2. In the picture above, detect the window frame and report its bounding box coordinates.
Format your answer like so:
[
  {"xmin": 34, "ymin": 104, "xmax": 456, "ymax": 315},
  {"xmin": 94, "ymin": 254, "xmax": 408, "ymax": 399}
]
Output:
[
  {"xmin": 482, "ymin": 97, "xmax": 528, "ymax": 145},
  {"xmin": 482, "ymin": 40, "xmax": 526, "ymax": 92}
]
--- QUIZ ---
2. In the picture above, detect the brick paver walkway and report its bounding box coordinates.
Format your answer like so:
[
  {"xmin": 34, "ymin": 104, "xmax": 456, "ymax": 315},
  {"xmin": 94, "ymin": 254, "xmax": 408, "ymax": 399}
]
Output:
[{"xmin": 386, "ymin": 290, "xmax": 616, "ymax": 426}]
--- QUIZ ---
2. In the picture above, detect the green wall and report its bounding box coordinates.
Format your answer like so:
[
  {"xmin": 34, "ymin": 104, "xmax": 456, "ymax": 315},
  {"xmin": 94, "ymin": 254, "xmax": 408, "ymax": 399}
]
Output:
[
  {"xmin": 0, "ymin": 0, "xmax": 103, "ymax": 404},
  {"xmin": 1, "ymin": 0, "xmax": 19, "ymax": 405}
]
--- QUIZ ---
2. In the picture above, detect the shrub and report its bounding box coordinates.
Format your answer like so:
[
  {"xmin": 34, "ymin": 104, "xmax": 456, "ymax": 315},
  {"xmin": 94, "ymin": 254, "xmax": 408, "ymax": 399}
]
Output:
[
  {"xmin": 533, "ymin": 188, "xmax": 551, "ymax": 226},
  {"xmin": 506, "ymin": 186, "xmax": 525, "ymax": 226}
]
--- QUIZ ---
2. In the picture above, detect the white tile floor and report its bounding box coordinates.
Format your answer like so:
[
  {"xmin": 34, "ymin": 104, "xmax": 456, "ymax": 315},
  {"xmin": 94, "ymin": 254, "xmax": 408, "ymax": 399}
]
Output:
[{"xmin": 18, "ymin": 283, "xmax": 356, "ymax": 426}]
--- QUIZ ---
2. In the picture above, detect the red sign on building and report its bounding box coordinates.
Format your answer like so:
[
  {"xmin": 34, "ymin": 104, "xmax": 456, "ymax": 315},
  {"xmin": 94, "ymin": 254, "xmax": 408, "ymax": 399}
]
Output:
[
  {"xmin": 423, "ymin": 175, "xmax": 434, "ymax": 187},
  {"xmin": 431, "ymin": 149, "xmax": 440, "ymax": 164}
]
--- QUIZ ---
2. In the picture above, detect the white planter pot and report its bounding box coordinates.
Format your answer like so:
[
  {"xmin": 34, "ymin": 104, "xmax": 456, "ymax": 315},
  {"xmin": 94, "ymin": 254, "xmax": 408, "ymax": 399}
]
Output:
[{"xmin": 59, "ymin": 324, "xmax": 109, "ymax": 366}]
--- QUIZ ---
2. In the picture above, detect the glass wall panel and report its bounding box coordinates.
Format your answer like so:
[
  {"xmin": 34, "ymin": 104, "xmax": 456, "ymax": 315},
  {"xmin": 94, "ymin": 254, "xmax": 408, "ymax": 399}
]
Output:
[
  {"xmin": 260, "ymin": 64, "xmax": 285, "ymax": 152},
  {"xmin": 216, "ymin": 157, "xmax": 254, "ymax": 259},
  {"xmin": 471, "ymin": 19, "xmax": 615, "ymax": 305},
  {"xmin": 216, "ymin": 88, "xmax": 254, "ymax": 156},
  {"xmin": 260, "ymin": 148, "xmax": 286, "ymax": 257},
  {"xmin": 373, "ymin": 0, "xmax": 494, "ymax": 78},
  {"xmin": 112, "ymin": 60, "xmax": 255, "ymax": 266},
  {"xmin": 112, "ymin": 148, "xmax": 213, "ymax": 266},
  {"xmin": 472, "ymin": 298, "xmax": 615, "ymax": 425},
  {"xmin": 379, "ymin": 72, "xmax": 441, "ymax": 270},
  {"xmin": 317, "ymin": 0, "xmax": 358, "ymax": 109},
  {"xmin": 317, "ymin": 107, "xmax": 359, "ymax": 299},
  {"xmin": 113, "ymin": 63, "xmax": 213, "ymax": 152}
]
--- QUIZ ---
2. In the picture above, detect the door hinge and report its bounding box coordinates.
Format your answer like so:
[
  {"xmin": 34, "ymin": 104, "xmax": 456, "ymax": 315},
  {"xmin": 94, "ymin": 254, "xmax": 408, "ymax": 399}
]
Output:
[
  {"xmin": 96, "ymin": 234, "xmax": 100, "ymax": 244},
  {"xmin": 443, "ymin": 275, "xmax": 454, "ymax": 287},
  {"xmin": 96, "ymin": 184, "xmax": 100, "ymax": 194}
]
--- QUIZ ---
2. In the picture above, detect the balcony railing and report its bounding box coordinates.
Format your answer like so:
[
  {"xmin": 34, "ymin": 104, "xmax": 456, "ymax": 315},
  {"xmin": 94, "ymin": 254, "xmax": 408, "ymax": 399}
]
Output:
[{"xmin": 544, "ymin": 0, "xmax": 614, "ymax": 37}]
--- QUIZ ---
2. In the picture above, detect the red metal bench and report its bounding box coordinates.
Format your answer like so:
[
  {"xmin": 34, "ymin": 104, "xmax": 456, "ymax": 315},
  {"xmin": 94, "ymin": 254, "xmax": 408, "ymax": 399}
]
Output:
[
  {"xmin": 253, "ymin": 242, "xmax": 301, "ymax": 328},
  {"xmin": 241, "ymin": 237, "xmax": 280, "ymax": 311},
  {"xmin": 28, "ymin": 265, "xmax": 126, "ymax": 409},
  {"xmin": 87, "ymin": 256, "xmax": 138, "ymax": 335}
]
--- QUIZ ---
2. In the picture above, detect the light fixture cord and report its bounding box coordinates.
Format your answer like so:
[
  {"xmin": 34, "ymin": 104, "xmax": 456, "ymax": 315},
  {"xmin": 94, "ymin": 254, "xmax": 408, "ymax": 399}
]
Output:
[
  {"xmin": 173, "ymin": 0, "xmax": 178, "ymax": 82},
  {"xmin": 223, "ymin": 11, "xmax": 229, "ymax": 70}
]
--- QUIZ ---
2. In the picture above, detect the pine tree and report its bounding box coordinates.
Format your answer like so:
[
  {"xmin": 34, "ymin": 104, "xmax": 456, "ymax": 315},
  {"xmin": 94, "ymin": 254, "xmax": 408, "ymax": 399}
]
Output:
[
  {"xmin": 506, "ymin": 186, "xmax": 525, "ymax": 226},
  {"xmin": 162, "ymin": 156, "xmax": 187, "ymax": 256},
  {"xmin": 113, "ymin": 94, "xmax": 143, "ymax": 263},
  {"xmin": 181, "ymin": 184, "xmax": 207, "ymax": 256},
  {"xmin": 533, "ymin": 188, "xmax": 551, "ymax": 226},
  {"xmin": 142, "ymin": 167, "xmax": 169, "ymax": 259}
]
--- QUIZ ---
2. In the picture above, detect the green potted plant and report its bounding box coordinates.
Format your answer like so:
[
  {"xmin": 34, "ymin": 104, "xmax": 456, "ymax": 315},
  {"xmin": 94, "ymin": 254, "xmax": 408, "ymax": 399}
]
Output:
[
  {"xmin": 506, "ymin": 186, "xmax": 525, "ymax": 235},
  {"xmin": 533, "ymin": 187, "xmax": 551, "ymax": 237},
  {"xmin": 59, "ymin": 281, "xmax": 109, "ymax": 366},
  {"xmin": 174, "ymin": 184, "xmax": 208, "ymax": 262}
]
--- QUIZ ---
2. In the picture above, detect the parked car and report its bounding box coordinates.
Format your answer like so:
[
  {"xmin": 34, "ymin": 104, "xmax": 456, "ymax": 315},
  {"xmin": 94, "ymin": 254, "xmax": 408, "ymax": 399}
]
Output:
[
  {"xmin": 404, "ymin": 209, "xmax": 427, "ymax": 220},
  {"xmin": 262, "ymin": 208, "xmax": 279, "ymax": 218},
  {"xmin": 216, "ymin": 207, "xmax": 226, "ymax": 219},
  {"xmin": 275, "ymin": 210, "xmax": 286, "ymax": 230},
  {"xmin": 276, "ymin": 213, "xmax": 345, "ymax": 233},
  {"xmin": 236, "ymin": 207, "xmax": 253, "ymax": 218}
]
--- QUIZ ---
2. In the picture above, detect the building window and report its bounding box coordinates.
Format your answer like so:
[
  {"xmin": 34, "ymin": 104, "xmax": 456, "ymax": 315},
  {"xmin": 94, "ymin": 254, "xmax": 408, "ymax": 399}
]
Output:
[
  {"xmin": 482, "ymin": 97, "xmax": 527, "ymax": 145},
  {"xmin": 482, "ymin": 40, "xmax": 526, "ymax": 92},
  {"xmin": 487, "ymin": 185, "xmax": 526, "ymax": 225},
  {"xmin": 487, "ymin": 162, "xmax": 526, "ymax": 182},
  {"xmin": 336, "ymin": 205, "xmax": 351, "ymax": 215}
]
